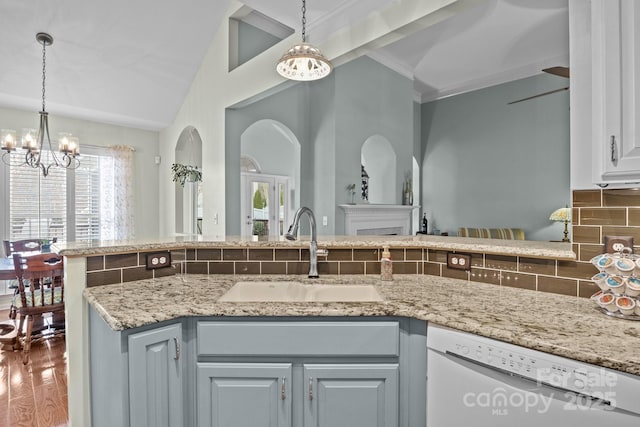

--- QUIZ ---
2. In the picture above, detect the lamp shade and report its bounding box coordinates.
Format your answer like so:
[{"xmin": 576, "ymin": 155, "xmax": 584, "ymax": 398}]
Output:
[
  {"xmin": 549, "ymin": 207, "xmax": 571, "ymax": 222},
  {"xmin": 276, "ymin": 43, "xmax": 332, "ymax": 81}
]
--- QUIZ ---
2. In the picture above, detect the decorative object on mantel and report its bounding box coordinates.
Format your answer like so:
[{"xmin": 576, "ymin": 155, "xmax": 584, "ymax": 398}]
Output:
[
  {"xmin": 1, "ymin": 33, "xmax": 80, "ymax": 177},
  {"xmin": 402, "ymin": 172, "xmax": 413, "ymax": 206},
  {"xmin": 591, "ymin": 249, "xmax": 640, "ymax": 320},
  {"xmin": 361, "ymin": 165, "xmax": 369, "ymax": 202},
  {"xmin": 549, "ymin": 206, "xmax": 571, "ymax": 242},
  {"xmin": 346, "ymin": 183, "xmax": 357, "ymax": 204},
  {"xmin": 171, "ymin": 163, "xmax": 202, "ymax": 187},
  {"xmin": 276, "ymin": 0, "xmax": 332, "ymax": 81}
]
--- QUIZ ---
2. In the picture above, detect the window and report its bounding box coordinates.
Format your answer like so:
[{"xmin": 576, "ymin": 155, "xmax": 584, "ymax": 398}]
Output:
[{"xmin": 7, "ymin": 146, "xmax": 130, "ymax": 243}]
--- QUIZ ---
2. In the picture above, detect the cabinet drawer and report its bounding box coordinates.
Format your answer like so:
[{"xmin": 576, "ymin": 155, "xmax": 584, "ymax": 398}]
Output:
[{"xmin": 197, "ymin": 321, "xmax": 399, "ymax": 357}]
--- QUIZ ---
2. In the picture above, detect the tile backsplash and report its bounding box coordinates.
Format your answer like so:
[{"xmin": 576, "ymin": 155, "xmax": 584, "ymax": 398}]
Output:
[{"xmin": 85, "ymin": 189, "xmax": 640, "ymax": 299}]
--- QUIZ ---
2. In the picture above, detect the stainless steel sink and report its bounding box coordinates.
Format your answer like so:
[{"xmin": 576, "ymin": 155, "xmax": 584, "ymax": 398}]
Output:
[{"xmin": 218, "ymin": 281, "xmax": 384, "ymax": 302}]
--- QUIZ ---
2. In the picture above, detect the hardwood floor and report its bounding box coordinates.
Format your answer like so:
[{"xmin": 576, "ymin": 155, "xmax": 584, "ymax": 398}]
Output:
[{"xmin": 0, "ymin": 310, "xmax": 68, "ymax": 427}]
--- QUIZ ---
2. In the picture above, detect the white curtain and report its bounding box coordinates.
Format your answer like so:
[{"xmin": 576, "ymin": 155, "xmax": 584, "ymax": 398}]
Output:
[{"xmin": 106, "ymin": 145, "xmax": 135, "ymax": 240}]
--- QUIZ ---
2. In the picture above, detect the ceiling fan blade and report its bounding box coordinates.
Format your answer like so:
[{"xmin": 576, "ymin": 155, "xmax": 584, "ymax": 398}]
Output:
[
  {"xmin": 508, "ymin": 87, "xmax": 569, "ymax": 105},
  {"xmin": 542, "ymin": 66, "xmax": 570, "ymax": 78}
]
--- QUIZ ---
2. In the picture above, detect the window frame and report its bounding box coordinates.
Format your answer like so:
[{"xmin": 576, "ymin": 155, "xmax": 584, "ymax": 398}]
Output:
[{"xmin": 1, "ymin": 144, "xmax": 115, "ymax": 244}]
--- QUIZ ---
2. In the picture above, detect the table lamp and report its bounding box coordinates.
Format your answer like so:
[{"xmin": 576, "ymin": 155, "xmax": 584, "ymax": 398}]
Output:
[{"xmin": 549, "ymin": 206, "xmax": 571, "ymax": 242}]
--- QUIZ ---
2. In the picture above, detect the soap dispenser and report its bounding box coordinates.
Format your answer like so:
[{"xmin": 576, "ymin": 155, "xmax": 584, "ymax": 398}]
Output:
[{"xmin": 381, "ymin": 245, "xmax": 393, "ymax": 281}]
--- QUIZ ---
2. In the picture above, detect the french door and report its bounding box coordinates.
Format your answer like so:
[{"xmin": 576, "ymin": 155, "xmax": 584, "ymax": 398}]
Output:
[{"xmin": 241, "ymin": 173, "xmax": 289, "ymax": 239}]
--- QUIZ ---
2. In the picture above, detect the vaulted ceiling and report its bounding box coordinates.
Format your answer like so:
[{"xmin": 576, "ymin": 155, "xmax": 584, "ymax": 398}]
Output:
[{"xmin": 0, "ymin": 0, "xmax": 567, "ymax": 131}]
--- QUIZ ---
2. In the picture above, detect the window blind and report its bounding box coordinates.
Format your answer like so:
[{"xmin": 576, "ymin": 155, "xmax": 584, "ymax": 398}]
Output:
[
  {"xmin": 8, "ymin": 148, "xmax": 121, "ymax": 243},
  {"xmin": 9, "ymin": 153, "xmax": 67, "ymax": 241}
]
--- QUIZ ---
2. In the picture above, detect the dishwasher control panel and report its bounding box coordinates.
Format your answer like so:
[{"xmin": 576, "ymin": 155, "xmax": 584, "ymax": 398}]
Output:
[
  {"xmin": 447, "ymin": 340, "xmax": 609, "ymax": 395},
  {"xmin": 426, "ymin": 324, "xmax": 635, "ymax": 408}
]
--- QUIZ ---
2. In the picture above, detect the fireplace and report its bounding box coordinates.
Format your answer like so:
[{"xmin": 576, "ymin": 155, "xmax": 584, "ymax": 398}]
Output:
[{"xmin": 338, "ymin": 204, "xmax": 418, "ymax": 236}]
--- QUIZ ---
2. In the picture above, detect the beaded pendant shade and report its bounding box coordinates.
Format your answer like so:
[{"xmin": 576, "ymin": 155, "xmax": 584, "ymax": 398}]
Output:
[{"xmin": 276, "ymin": 0, "xmax": 332, "ymax": 81}]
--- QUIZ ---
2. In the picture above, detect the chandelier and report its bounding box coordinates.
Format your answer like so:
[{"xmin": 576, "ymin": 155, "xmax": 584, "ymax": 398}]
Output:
[
  {"xmin": 1, "ymin": 32, "xmax": 80, "ymax": 177},
  {"xmin": 276, "ymin": 0, "xmax": 332, "ymax": 81}
]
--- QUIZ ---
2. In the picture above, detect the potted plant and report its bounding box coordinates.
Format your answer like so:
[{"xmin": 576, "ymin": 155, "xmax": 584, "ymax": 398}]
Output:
[{"xmin": 171, "ymin": 163, "xmax": 202, "ymax": 186}]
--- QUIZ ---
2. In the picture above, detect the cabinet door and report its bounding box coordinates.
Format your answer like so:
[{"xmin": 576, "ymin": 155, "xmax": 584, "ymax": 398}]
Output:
[
  {"xmin": 128, "ymin": 323, "xmax": 183, "ymax": 427},
  {"xmin": 592, "ymin": 0, "xmax": 640, "ymax": 183},
  {"xmin": 197, "ymin": 363, "xmax": 292, "ymax": 427},
  {"xmin": 303, "ymin": 364, "xmax": 399, "ymax": 427}
]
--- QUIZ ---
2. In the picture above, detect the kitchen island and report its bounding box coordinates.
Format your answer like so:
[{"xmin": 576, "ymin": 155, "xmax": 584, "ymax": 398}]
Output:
[
  {"xmin": 84, "ymin": 273, "xmax": 640, "ymax": 427},
  {"xmin": 56, "ymin": 235, "xmax": 585, "ymax": 426},
  {"xmin": 86, "ymin": 274, "xmax": 639, "ymax": 375}
]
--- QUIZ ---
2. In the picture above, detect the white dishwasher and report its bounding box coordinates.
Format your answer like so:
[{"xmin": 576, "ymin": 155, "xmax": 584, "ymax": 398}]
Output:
[{"xmin": 427, "ymin": 324, "xmax": 640, "ymax": 426}]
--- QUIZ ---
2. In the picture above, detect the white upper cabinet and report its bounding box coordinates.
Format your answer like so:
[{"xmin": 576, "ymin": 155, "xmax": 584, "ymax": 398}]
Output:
[{"xmin": 592, "ymin": 0, "xmax": 640, "ymax": 185}]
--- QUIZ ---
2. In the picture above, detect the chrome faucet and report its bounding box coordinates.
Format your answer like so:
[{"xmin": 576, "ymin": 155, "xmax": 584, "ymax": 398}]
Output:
[{"xmin": 285, "ymin": 207, "xmax": 328, "ymax": 278}]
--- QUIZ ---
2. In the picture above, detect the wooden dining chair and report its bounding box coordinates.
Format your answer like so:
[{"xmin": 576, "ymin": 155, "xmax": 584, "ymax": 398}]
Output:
[
  {"xmin": 3, "ymin": 238, "xmax": 43, "ymax": 257},
  {"xmin": 12, "ymin": 253, "xmax": 66, "ymax": 364},
  {"xmin": 3, "ymin": 238, "xmax": 57, "ymax": 320}
]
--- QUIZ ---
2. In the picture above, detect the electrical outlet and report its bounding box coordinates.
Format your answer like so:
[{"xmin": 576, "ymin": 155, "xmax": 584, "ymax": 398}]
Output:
[
  {"xmin": 145, "ymin": 251, "xmax": 172, "ymax": 269},
  {"xmin": 322, "ymin": 216, "xmax": 328, "ymax": 226},
  {"xmin": 447, "ymin": 252, "xmax": 471, "ymax": 271},
  {"xmin": 604, "ymin": 236, "xmax": 634, "ymax": 254}
]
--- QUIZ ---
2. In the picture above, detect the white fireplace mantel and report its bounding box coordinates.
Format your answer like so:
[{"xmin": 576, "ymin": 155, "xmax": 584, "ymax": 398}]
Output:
[{"xmin": 338, "ymin": 204, "xmax": 419, "ymax": 236}]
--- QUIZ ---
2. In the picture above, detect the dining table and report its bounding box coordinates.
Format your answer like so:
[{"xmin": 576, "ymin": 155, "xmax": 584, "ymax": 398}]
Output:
[
  {"xmin": 0, "ymin": 256, "xmax": 18, "ymax": 281},
  {"xmin": 0, "ymin": 249, "xmax": 54, "ymax": 280}
]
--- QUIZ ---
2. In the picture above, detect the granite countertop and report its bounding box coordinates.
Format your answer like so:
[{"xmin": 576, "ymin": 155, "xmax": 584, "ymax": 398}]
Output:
[
  {"xmin": 84, "ymin": 274, "xmax": 639, "ymax": 376},
  {"xmin": 54, "ymin": 234, "xmax": 575, "ymax": 260}
]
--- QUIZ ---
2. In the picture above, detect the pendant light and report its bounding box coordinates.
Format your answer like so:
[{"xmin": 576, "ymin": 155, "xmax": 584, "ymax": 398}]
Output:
[{"xmin": 276, "ymin": 0, "xmax": 332, "ymax": 81}]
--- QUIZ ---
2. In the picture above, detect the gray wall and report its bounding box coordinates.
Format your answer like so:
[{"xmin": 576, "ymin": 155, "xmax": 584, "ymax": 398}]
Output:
[
  {"xmin": 226, "ymin": 84, "xmax": 312, "ymax": 235},
  {"xmin": 237, "ymin": 21, "xmax": 282, "ymax": 68},
  {"xmin": 421, "ymin": 74, "xmax": 570, "ymax": 241},
  {"xmin": 225, "ymin": 56, "xmax": 415, "ymax": 236}
]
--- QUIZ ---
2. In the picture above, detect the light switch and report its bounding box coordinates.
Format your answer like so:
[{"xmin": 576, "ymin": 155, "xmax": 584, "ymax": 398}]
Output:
[{"xmin": 322, "ymin": 216, "xmax": 328, "ymax": 226}]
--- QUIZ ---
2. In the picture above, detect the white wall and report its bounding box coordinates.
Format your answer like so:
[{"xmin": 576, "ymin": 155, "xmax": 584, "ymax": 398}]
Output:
[
  {"xmin": 157, "ymin": 0, "xmax": 465, "ymax": 237},
  {"xmin": 0, "ymin": 106, "xmax": 160, "ymax": 240},
  {"xmin": 569, "ymin": 0, "xmax": 594, "ymax": 190}
]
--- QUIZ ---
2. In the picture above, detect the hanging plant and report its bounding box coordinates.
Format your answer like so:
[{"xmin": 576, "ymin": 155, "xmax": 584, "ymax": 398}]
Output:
[{"xmin": 171, "ymin": 163, "xmax": 202, "ymax": 187}]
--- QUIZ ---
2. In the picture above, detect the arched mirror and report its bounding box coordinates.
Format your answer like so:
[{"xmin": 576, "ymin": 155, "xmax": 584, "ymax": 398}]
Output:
[
  {"xmin": 174, "ymin": 126, "xmax": 203, "ymax": 235},
  {"xmin": 361, "ymin": 136, "xmax": 396, "ymax": 204}
]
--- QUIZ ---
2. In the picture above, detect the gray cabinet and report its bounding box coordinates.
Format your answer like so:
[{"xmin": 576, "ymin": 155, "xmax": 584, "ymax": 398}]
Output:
[
  {"xmin": 128, "ymin": 323, "xmax": 184, "ymax": 427},
  {"xmin": 304, "ymin": 364, "xmax": 399, "ymax": 427},
  {"xmin": 89, "ymin": 309, "xmax": 426, "ymax": 427},
  {"xmin": 196, "ymin": 363, "xmax": 292, "ymax": 427},
  {"xmin": 88, "ymin": 309, "xmax": 185, "ymax": 427},
  {"xmin": 195, "ymin": 319, "xmax": 403, "ymax": 427}
]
